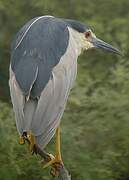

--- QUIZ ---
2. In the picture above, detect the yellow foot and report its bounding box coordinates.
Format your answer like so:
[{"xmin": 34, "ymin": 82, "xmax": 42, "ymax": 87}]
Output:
[
  {"xmin": 50, "ymin": 163, "xmax": 63, "ymax": 177},
  {"xmin": 43, "ymin": 153, "xmax": 63, "ymax": 177},
  {"xmin": 43, "ymin": 154, "xmax": 63, "ymax": 168},
  {"xmin": 27, "ymin": 132, "xmax": 36, "ymax": 152},
  {"xmin": 19, "ymin": 136, "xmax": 25, "ymax": 145},
  {"xmin": 19, "ymin": 132, "xmax": 36, "ymax": 153}
]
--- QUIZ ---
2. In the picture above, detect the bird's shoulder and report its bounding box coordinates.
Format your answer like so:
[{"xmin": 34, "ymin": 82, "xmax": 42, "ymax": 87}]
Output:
[
  {"xmin": 11, "ymin": 16, "xmax": 69, "ymax": 52},
  {"xmin": 10, "ymin": 16, "xmax": 73, "ymax": 98}
]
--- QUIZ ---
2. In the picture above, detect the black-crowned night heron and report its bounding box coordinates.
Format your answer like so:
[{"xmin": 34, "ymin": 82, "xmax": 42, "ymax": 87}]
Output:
[{"xmin": 9, "ymin": 15, "xmax": 121, "ymax": 173}]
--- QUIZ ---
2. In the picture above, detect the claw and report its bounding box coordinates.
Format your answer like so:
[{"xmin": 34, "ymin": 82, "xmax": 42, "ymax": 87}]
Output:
[
  {"xmin": 43, "ymin": 154, "xmax": 55, "ymax": 168},
  {"xmin": 19, "ymin": 136, "xmax": 25, "ymax": 145},
  {"xmin": 27, "ymin": 132, "xmax": 36, "ymax": 152},
  {"xmin": 47, "ymin": 153, "xmax": 55, "ymax": 161},
  {"xmin": 43, "ymin": 154, "xmax": 62, "ymax": 168},
  {"xmin": 19, "ymin": 132, "xmax": 36, "ymax": 153},
  {"xmin": 50, "ymin": 163, "xmax": 62, "ymax": 177},
  {"xmin": 43, "ymin": 155, "xmax": 63, "ymax": 177}
]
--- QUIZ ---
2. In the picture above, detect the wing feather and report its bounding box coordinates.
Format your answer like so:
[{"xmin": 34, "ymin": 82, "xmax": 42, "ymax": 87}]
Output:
[
  {"xmin": 9, "ymin": 67, "xmax": 24, "ymax": 134},
  {"xmin": 11, "ymin": 16, "xmax": 69, "ymax": 98}
]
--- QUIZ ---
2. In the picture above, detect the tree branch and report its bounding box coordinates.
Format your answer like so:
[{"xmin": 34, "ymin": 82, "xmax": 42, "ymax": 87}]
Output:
[{"xmin": 33, "ymin": 144, "xmax": 71, "ymax": 180}]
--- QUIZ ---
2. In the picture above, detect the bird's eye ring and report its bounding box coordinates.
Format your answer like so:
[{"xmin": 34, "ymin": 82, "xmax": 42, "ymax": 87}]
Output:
[{"xmin": 85, "ymin": 31, "xmax": 91, "ymax": 38}]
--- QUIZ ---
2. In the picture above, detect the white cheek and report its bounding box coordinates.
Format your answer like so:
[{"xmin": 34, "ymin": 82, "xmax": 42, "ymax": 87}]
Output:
[{"xmin": 83, "ymin": 41, "xmax": 94, "ymax": 50}]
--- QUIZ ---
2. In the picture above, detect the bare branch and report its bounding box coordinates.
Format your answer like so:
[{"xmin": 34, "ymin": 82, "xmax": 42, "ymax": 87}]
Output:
[{"xmin": 33, "ymin": 144, "xmax": 71, "ymax": 180}]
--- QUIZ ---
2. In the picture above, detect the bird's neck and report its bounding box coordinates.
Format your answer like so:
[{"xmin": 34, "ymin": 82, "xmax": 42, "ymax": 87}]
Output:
[{"xmin": 68, "ymin": 28, "xmax": 84, "ymax": 56}]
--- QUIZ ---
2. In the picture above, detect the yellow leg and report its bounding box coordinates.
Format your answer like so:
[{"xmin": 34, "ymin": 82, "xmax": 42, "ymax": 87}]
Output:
[
  {"xmin": 43, "ymin": 126, "xmax": 63, "ymax": 168},
  {"xmin": 55, "ymin": 127, "xmax": 62, "ymax": 162}
]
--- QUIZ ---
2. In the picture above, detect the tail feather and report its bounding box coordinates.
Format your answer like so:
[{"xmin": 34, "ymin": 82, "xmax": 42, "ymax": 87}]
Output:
[{"xmin": 23, "ymin": 99, "xmax": 37, "ymax": 131}]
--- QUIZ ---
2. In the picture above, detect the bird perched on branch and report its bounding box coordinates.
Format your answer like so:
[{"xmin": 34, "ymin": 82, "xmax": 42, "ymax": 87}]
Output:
[{"xmin": 9, "ymin": 15, "xmax": 121, "ymax": 175}]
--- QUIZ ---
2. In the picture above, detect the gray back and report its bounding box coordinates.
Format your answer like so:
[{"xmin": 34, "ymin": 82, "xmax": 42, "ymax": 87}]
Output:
[{"xmin": 11, "ymin": 16, "xmax": 69, "ymax": 98}]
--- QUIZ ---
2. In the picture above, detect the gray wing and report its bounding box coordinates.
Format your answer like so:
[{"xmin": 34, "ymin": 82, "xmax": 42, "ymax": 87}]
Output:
[
  {"xmin": 9, "ymin": 15, "xmax": 78, "ymax": 148},
  {"xmin": 9, "ymin": 68, "xmax": 25, "ymax": 134},
  {"xmin": 11, "ymin": 16, "xmax": 69, "ymax": 98}
]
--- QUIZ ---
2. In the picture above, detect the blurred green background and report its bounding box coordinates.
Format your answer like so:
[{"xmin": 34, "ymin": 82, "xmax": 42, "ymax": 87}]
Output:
[{"xmin": 0, "ymin": 0, "xmax": 129, "ymax": 179}]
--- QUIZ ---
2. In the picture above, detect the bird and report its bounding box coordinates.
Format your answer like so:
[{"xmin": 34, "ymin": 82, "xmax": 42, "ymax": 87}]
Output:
[{"xmin": 9, "ymin": 15, "xmax": 121, "ymax": 172}]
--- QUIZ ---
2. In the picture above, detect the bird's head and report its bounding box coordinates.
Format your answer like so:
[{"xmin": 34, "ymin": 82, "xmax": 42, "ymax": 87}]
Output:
[
  {"xmin": 82, "ymin": 29, "xmax": 121, "ymax": 55},
  {"xmin": 64, "ymin": 19, "xmax": 121, "ymax": 55}
]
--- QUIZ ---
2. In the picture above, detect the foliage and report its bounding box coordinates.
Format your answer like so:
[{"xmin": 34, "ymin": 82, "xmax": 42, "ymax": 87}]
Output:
[{"xmin": 0, "ymin": 0, "xmax": 129, "ymax": 179}]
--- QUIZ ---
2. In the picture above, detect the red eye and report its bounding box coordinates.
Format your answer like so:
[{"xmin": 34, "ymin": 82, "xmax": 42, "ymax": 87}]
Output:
[{"xmin": 85, "ymin": 31, "xmax": 91, "ymax": 38}]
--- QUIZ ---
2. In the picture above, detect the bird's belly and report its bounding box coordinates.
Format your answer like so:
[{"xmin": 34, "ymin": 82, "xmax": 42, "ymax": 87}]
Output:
[{"xmin": 31, "ymin": 56, "xmax": 77, "ymax": 134}]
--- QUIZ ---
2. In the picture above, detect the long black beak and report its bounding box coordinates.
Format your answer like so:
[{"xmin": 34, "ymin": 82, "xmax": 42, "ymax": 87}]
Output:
[{"xmin": 92, "ymin": 37, "xmax": 122, "ymax": 55}]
